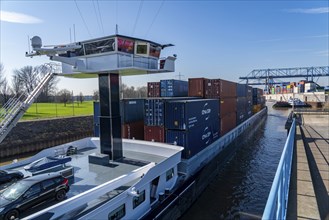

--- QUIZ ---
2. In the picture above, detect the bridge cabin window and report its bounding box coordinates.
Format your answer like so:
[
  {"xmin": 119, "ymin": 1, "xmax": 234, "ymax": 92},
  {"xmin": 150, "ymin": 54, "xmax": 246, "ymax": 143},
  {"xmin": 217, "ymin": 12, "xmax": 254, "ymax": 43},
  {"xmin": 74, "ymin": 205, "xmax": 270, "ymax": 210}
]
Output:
[
  {"xmin": 133, "ymin": 190, "xmax": 145, "ymax": 209},
  {"xmin": 108, "ymin": 204, "xmax": 125, "ymax": 220},
  {"xmin": 166, "ymin": 168, "xmax": 174, "ymax": 181},
  {"xmin": 117, "ymin": 38, "xmax": 134, "ymax": 54},
  {"xmin": 149, "ymin": 44, "xmax": 161, "ymax": 58},
  {"xmin": 135, "ymin": 42, "xmax": 148, "ymax": 56},
  {"xmin": 84, "ymin": 38, "xmax": 115, "ymax": 55}
]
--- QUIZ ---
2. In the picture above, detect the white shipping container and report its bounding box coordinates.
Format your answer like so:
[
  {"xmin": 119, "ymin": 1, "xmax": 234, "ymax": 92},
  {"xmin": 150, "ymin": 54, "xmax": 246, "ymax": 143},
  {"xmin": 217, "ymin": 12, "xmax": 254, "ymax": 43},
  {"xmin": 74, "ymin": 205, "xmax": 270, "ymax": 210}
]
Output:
[{"xmin": 305, "ymin": 83, "xmax": 316, "ymax": 92}]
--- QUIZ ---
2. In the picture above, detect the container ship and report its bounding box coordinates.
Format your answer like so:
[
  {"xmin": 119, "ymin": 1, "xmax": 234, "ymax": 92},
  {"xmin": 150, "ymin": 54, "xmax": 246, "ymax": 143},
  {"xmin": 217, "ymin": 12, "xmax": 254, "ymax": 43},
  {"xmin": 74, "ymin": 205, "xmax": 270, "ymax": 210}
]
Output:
[{"xmin": 0, "ymin": 34, "xmax": 267, "ymax": 220}]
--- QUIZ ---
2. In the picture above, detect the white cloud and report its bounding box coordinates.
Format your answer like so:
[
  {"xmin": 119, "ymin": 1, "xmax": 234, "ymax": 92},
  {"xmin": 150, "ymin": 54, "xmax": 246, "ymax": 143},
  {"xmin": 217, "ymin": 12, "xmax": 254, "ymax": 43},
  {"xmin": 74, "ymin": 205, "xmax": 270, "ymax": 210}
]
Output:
[
  {"xmin": 285, "ymin": 7, "xmax": 329, "ymax": 14},
  {"xmin": 0, "ymin": 10, "xmax": 42, "ymax": 24}
]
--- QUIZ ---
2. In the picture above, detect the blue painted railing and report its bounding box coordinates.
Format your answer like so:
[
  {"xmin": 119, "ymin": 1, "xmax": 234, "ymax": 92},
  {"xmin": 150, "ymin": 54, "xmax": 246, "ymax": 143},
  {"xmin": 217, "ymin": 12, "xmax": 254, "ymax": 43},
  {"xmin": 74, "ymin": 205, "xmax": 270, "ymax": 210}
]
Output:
[{"xmin": 262, "ymin": 118, "xmax": 296, "ymax": 219}]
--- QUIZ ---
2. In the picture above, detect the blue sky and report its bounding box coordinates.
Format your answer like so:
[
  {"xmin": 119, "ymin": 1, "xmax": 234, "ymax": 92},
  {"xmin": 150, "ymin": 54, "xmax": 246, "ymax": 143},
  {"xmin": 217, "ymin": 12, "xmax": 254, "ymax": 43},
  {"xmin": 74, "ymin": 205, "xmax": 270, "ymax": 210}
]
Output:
[{"xmin": 0, "ymin": 1, "xmax": 328, "ymax": 95}]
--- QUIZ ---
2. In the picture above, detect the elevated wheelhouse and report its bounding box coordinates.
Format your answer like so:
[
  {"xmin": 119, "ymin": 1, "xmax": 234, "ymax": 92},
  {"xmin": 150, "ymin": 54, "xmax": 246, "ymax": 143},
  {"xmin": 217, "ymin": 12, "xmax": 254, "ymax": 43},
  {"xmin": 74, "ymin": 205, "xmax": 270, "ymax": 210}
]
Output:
[{"xmin": 45, "ymin": 34, "xmax": 175, "ymax": 77}]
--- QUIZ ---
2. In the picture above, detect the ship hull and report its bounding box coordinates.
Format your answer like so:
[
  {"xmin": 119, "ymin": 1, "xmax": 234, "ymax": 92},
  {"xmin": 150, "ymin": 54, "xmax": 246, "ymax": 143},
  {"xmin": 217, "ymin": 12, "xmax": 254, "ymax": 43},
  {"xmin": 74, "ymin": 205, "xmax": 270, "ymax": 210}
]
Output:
[{"xmin": 145, "ymin": 107, "xmax": 267, "ymax": 219}]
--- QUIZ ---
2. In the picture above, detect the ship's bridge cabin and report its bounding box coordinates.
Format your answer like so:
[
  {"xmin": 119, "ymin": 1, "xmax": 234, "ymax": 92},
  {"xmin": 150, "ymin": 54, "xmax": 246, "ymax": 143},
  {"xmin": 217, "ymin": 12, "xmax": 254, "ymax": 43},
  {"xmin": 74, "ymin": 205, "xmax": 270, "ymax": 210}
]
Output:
[{"xmin": 53, "ymin": 34, "xmax": 175, "ymax": 77}]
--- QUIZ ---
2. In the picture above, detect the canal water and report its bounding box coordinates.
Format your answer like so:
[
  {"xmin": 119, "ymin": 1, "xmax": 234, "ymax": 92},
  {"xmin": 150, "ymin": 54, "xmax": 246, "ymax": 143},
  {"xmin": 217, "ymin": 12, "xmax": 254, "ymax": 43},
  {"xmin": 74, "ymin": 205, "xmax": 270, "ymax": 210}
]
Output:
[{"xmin": 181, "ymin": 104, "xmax": 290, "ymax": 219}]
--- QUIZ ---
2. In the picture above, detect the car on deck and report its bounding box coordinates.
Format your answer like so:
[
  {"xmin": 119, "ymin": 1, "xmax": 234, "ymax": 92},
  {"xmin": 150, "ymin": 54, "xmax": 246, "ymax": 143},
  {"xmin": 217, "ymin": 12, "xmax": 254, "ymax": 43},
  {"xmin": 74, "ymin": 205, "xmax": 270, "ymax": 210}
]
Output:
[
  {"xmin": 0, "ymin": 173, "xmax": 69, "ymax": 220},
  {"xmin": 0, "ymin": 170, "xmax": 24, "ymax": 185}
]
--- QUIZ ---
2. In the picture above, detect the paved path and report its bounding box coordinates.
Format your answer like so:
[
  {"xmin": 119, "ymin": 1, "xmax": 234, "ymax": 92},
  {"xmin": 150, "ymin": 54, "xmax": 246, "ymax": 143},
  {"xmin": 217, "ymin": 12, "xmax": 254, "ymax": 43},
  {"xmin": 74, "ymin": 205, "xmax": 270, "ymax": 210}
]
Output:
[{"xmin": 287, "ymin": 114, "xmax": 329, "ymax": 220}]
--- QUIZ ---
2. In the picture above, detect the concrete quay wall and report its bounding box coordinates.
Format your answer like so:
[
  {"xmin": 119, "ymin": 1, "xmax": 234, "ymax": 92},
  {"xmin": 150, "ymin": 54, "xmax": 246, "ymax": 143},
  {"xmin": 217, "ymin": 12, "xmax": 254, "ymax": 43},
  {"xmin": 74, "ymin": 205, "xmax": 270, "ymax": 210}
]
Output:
[{"xmin": 0, "ymin": 116, "xmax": 93, "ymax": 159}]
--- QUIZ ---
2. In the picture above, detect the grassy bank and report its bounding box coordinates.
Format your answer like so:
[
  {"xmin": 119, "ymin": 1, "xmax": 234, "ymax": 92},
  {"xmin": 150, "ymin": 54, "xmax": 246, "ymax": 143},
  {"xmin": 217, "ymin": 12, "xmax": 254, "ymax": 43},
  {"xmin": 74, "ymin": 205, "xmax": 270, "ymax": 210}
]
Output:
[{"xmin": 22, "ymin": 101, "xmax": 94, "ymax": 120}]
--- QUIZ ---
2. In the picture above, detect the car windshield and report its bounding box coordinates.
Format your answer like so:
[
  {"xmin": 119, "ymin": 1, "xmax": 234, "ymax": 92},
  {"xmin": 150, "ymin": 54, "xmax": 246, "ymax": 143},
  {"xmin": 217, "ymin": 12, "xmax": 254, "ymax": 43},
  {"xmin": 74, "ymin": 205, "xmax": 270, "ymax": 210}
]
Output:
[{"xmin": 1, "ymin": 182, "xmax": 30, "ymax": 200}]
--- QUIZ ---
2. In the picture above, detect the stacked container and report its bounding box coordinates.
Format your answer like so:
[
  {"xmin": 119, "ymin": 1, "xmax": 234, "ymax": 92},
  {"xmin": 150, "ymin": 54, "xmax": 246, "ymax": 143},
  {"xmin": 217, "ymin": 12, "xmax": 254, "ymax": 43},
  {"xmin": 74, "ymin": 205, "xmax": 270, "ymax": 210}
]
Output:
[
  {"xmin": 165, "ymin": 99, "xmax": 219, "ymax": 159},
  {"xmin": 147, "ymin": 82, "xmax": 161, "ymax": 97},
  {"xmin": 121, "ymin": 99, "xmax": 145, "ymax": 140},
  {"xmin": 252, "ymin": 88, "xmax": 265, "ymax": 113},
  {"xmin": 144, "ymin": 98, "xmax": 166, "ymax": 142},
  {"xmin": 246, "ymin": 86, "xmax": 253, "ymax": 118},
  {"xmin": 204, "ymin": 79, "xmax": 237, "ymax": 136},
  {"xmin": 236, "ymin": 84, "xmax": 253, "ymax": 125},
  {"xmin": 144, "ymin": 97, "xmax": 198, "ymax": 142},
  {"xmin": 236, "ymin": 84, "xmax": 247, "ymax": 125},
  {"xmin": 298, "ymin": 81, "xmax": 306, "ymax": 93},
  {"xmin": 188, "ymin": 78, "xmax": 208, "ymax": 97},
  {"xmin": 160, "ymin": 79, "xmax": 188, "ymax": 97},
  {"xmin": 93, "ymin": 100, "xmax": 145, "ymax": 140}
]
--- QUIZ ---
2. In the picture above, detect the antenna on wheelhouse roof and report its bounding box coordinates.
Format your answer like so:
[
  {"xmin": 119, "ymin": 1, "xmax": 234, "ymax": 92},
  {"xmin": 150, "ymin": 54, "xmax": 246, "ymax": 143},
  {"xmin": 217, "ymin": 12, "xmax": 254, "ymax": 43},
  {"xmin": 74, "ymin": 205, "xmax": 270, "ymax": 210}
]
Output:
[
  {"xmin": 27, "ymin": 35, "xmax": 31, "ymax": 53},
  {"xmin": 116, "ymin": 24, "xmax": 118, "ymax": 34},
  {"xmin": 70, "ymin": 28, "xmax": 72, "ymax": 43},
  {"xmin": 73, "ymin": 24, "xmax": 76, "ymax": 42}
]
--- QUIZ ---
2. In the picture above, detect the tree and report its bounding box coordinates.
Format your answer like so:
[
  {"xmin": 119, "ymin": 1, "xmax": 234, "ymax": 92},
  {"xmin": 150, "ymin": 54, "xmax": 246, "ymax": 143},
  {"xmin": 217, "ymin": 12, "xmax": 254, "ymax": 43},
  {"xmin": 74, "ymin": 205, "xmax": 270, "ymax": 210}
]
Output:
[
  {"xmin": 1, "ymin": 80, "xmax": 10, "ymax": 104},
  {"xmin": 12, "ymin": 64, "xmax": 59, "ymax": 102},
  {"xmin": 93, "ymin": 90, "xmax": 99, "ymax": 101},
  {"xmin": 0, "ymin": 63, "xmax": 10, "ymax": 105},
  {"xmin": 136, "ymin": 86, "xmax": 147, "ymax": 98},
  {"xmin": 11, "ymin": 74, "xmax": 22, "ymax": 96},
  {"xmin": 13, "ymin": 66, "xmax": 39, "ymax": 94},
  {"xmin": 78, "ymin": 92, "xmax": 84, "ymax": 103},
  {"xmin": 0, "ymin": 63, "xmax": 6, "ymax": 87},
  {"xmin": 38, "ymin": 64, "xmax": 59, "ymax": 102},
  {"xmin": 121, "ymin": 84, "xmax": 147, "ymax": 98},
  {"xmin": 58, "ymin": 89, "xmax": 72, "ymax": 106}
]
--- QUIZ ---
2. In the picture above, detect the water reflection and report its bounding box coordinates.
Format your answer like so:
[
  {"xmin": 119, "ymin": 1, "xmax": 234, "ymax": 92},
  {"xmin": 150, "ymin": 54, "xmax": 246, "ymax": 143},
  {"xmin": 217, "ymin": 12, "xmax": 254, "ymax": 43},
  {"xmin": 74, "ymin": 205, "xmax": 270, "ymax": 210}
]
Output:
[{"xmin": 181, "ymin": 105, "xmax": 290, "ymax": 219}]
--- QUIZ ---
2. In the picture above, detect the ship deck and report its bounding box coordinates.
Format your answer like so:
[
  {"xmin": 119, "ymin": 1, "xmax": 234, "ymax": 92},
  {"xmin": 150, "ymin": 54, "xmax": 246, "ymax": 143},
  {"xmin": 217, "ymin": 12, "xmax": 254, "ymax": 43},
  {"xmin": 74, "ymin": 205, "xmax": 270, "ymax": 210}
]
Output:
[
  {"xmin": 1, "ymin": 139, "xmax": 182, "ymax": 218},
  {"xmin": 69, "ymin": 145, "xmax": 168, "ymax": 197},
  {"xmin": 7, "ymin": 142, "xmax": 167, "ymax": 198}
]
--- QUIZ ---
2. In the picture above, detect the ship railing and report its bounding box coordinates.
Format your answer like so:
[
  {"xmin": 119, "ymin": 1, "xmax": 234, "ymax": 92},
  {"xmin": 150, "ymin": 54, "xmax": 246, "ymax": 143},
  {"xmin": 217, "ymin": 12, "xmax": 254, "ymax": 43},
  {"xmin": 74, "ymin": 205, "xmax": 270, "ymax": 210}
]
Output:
[{"xmin": 262, "ymin": 118, "xmax": 296, "ymax": 220}]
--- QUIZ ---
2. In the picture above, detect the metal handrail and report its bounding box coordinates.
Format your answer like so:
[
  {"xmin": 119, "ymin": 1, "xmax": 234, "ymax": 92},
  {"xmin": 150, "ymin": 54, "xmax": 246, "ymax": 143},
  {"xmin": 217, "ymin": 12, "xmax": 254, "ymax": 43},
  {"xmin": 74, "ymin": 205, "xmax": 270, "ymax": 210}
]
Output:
[{"xmin": 262, "ymin": 118, "xmax": 296, "ymax": 219}]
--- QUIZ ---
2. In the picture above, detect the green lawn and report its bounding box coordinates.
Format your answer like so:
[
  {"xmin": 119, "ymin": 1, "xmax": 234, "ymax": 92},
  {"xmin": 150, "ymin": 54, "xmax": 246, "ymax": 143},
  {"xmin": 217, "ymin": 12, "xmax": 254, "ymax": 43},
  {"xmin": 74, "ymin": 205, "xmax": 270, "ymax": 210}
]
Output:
[{"xmin": 22, "ymin": 101, "xmax": 94, "ymax": 120}]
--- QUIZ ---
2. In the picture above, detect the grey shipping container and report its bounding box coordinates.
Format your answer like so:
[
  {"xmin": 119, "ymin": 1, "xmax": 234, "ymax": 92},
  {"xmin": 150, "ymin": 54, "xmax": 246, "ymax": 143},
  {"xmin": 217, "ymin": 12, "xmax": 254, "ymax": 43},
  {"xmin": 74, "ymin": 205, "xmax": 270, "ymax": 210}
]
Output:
[
  {"xmin": 236, "ymin": 97, "xmax": 247, "ymax": 111},
  {"xmin": 166, "ymin": 118, "xmax": 219, "ymax": 159},
  {"xmin": 121, "ymin": 99, "xmax": 145, "ymax": 123},
  {"xmin": 237, "ymin": 84, "xmax": 248, "ymax": 97},
  {"xmin": 165, "ymin": 99, "xmax": 219, "ymax": 130},
  {"xmin": 160, "ymin": 79, "xmax": 188, "ymax": 97}
]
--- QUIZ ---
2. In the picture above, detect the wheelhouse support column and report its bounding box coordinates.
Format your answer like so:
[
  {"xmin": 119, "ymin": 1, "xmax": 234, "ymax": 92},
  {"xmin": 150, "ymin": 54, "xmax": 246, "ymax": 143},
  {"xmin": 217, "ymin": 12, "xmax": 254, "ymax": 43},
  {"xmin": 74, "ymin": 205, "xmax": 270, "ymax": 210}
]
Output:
[{"xmin": 98, "ymin": 73, "xmax": 123, "ymax": 160}]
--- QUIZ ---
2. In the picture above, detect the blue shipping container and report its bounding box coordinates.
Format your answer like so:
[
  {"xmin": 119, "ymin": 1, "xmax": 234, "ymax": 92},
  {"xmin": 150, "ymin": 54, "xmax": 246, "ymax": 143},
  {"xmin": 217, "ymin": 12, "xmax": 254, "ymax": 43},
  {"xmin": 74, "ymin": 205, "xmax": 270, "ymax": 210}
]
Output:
[
  {"xmin": 160, "ymin": 79, "xmax": 188, "ymax": 97},
  {"xmin": 166, "ymin": 118, "xmax": 220, "ymax": 159},
  {"xmin": 144, "ymin": 97, "xmax": 199, "ymax": 126},
  {"xmin": 165, "ymin": 99, "xmax": 219, "ymax": 130},
  {"xmin": 121, "ymin": 99, "xmax": 145, "ymax": 123},
  {"xmin": 144, "ymin": 99, "xmax": 165, "ymax": 126}
]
